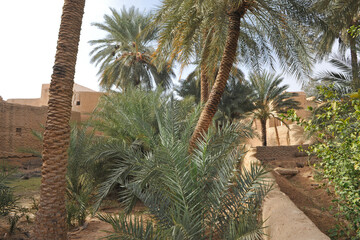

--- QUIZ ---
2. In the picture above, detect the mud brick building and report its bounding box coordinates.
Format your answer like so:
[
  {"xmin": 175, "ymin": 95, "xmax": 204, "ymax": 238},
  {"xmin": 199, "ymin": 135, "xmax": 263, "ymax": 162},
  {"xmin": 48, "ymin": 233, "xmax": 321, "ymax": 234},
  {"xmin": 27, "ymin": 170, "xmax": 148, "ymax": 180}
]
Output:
[{"xmin": 1, "ymin": 84, "xmax": 102, "ymax": 159}]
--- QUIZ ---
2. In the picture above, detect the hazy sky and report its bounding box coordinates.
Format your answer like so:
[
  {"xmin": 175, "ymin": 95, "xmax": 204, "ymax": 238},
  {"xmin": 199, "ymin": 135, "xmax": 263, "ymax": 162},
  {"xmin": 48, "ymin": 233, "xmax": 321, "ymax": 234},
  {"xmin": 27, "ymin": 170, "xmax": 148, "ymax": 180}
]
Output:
[
  {"xmin": 0, "ymin": 0, "xmax": 161, "ymax": 100},
  {"xmin": 0, "ymin": 0, "xmax": 305, "ymax": 100}
]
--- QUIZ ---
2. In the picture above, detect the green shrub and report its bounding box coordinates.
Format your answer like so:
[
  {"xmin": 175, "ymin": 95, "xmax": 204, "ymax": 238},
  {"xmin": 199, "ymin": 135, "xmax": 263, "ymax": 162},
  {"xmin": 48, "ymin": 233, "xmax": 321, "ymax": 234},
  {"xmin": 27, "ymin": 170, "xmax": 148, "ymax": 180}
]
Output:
[
  {"xmin": 286, "ymin": 86, "xmax": 360, "ymax": 239},
  {"xmin": 0, "ymin": 170, "xmax": 17, "ymax": 216},
  {"xmin": 96, "ymin": 95, "xmax": 269, "ymax": 240}
]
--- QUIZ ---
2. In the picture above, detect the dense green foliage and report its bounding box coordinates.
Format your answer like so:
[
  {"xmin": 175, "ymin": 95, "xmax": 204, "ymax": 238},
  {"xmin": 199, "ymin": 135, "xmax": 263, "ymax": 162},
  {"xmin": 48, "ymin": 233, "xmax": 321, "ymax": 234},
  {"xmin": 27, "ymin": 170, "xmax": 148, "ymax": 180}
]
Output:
[
  {"xmin": 175, "ymin": 74, "xmax": 255, "ymax": 121},
  {"xmin": 286, "ymin": 86, "xmax": 360, "ymax": 239},
  {"xmin": 94, "ymin": 89, "xmax": 270, "ymax": 240},
  {"xmin": 66, "ymin": 126, "xmax": 97, "ymax": 227}
]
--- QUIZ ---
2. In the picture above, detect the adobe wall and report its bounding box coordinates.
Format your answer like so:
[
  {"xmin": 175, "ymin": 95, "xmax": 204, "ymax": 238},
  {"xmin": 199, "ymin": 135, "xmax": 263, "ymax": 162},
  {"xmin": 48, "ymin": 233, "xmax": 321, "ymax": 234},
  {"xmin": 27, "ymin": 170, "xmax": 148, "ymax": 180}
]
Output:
[
  {"xmin": 7, "ymin": 84, "xmax": 104, "ymax": 122},
  {"xmin": 6, "ymin": 98, "xmax": 41, "ymax": 107},
  {"xmin": 0, "ymin": 100, "xmax": 81, "ymax": 158},
  {"xmin": 256, "ymin": 144, "xmax": 309, "ymax": 161},
  {"xmin": 72, "ymin": 92, "xmax": 103, "ymax": 121}
]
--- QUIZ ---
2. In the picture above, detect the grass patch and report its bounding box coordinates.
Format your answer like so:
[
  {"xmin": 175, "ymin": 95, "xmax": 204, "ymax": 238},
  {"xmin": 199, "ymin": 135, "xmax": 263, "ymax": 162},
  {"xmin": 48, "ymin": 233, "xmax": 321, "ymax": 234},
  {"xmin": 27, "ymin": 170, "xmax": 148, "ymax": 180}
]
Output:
[{"xmin": 8, "ymin": 177, "xmax": 41, "ymax": 197}]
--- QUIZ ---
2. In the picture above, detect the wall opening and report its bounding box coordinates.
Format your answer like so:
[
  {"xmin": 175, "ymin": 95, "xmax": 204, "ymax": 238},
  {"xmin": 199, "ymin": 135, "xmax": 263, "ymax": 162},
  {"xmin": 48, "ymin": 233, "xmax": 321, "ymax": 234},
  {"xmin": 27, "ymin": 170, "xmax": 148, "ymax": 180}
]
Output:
[
  {"xmin": 76, "ymin": 101, "xmax": 80, "ymax": 106},
  {"xmin": 16, "ymin": 128, "xmax": 22, "ymax": 136}
]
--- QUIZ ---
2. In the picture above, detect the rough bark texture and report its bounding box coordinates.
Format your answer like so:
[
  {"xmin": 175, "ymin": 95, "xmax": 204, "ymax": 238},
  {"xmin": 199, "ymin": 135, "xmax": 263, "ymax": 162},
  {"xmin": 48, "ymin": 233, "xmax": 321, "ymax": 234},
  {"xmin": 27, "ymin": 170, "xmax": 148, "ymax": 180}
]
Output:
[
  {"xmin": 261, "ymin": 119, "xmax": 267, "ymax": 146},
  {"xmin": 274, "ymin": 118, "xmax": 280, "ymax": 146},
  {"xmin": 350, "ymin": 36, "xmax": 359, "ymax": 89},
  {"xmin": 200, "ymin": 63, "xmax": 209, "ymax": 103},
  {"xmin": 200, "ymin": 31, "xmax": 211, "ymax": 103},
  {"xmin": 189, "ymin": 6, "xmax": 247, "ymax": 151},
  {"xmin": 33, "ymin": 0, "xmax": 85, "ymax": 239}
]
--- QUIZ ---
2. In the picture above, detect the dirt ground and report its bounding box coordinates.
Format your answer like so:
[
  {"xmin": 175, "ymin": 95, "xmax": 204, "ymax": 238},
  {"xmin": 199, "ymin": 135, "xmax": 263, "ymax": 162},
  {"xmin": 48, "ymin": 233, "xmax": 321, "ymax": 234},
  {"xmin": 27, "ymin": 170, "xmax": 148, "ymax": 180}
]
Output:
[
  {"xmin": 0, "ymin": 157, "xmax": 348, "ymax": 239},
  {"xmin": 266, "ymin": 157, "xmax": 348, "ymax": 239},
  {"xmin": 0, "ymin": 202, "xmax": 150, "ymax": 240}
]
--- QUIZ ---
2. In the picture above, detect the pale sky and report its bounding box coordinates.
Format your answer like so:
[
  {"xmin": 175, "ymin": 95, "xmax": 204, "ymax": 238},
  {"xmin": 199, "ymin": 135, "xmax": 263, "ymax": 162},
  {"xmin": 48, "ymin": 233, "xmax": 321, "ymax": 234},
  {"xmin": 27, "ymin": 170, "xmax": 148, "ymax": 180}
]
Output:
[
  {"xmin": 0, "ymin": 0, "xmax": 162, "ymax": 100},
  {"xmin": 0, "ymin": 0, "xmax": 307, "ymax": 100}
]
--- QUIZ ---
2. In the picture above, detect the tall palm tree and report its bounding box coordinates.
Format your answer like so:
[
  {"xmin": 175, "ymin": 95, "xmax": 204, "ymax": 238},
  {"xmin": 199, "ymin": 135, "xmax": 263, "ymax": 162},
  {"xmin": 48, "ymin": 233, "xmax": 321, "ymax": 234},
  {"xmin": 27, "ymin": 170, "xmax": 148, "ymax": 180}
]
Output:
[
  {"xmin": 312, "ymin": 0, "xmax": 360, "ymax": 88},
  {"xmin": 248, "ymin": 71, "xmax": 300, "ymax": 146},
  {"xmin": 152, "ymin": 0, "xmax": 314, "ymax": 151},
  {"xmin": 89, "ymin": 7, "xmax": 174, "ymax": 91},
  {"xmin": 33, "ymin": 0, "xmax": 86, "ymax": 239}
]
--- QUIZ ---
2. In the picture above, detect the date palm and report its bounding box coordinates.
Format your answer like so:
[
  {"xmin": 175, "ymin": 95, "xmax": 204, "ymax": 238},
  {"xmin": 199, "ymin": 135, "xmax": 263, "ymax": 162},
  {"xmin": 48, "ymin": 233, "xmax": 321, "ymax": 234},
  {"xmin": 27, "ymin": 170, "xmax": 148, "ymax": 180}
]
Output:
[
  {"xmin": 95, "ymin": 95, "xmax": 270, "ymax": 240},
  {"xmin": 312, "ymin": 53, "xmax": 359, "ymax": 96},
  {"xmin": 153, "ymin": 0, "xmax": 314, "ymax": 150},
  {"xmin": 33, "ymin": 0, "xmax": 85, "ymax": 239},
  {"xmin": 312, "ymin": 0, "xmax": 360, "ymax": 88},
  {"xmin": 248, "ymin": 71, "xmax": 300, "ymax": 146},
  {"xmin": 90, "ymin": 7, "xmax": 174, "ymax": 91}
]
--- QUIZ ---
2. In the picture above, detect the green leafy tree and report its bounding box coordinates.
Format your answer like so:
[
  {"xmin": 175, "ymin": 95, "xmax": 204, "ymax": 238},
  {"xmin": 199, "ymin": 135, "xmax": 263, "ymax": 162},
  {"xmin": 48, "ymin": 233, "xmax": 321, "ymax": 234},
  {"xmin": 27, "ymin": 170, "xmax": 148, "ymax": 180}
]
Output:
[
  {"xmin": 96, "ymin": 95, "xmax": 270, "ymax": 240},
  {"xmin": 286, "ymin": 86, "xmax": 360, "ymax": 239},
  {"xmin": 152, "ymin": 0, "xmax": 314, "ymax": 150},
  {"xmin": 249, "ymin": 71, "xmax": 300, "ymax": 146},
  {"xmin": 90, "ymin": 7, "xmax": 174, "ymax": 91}
]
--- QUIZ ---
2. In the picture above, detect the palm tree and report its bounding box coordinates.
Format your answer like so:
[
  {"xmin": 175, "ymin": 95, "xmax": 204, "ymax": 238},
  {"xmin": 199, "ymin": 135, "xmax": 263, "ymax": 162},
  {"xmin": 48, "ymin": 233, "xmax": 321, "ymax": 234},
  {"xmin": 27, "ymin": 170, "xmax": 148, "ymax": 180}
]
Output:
[
  {"xmin": 312, "ymin": 0, "xmax": 360, "ymax": 88},
  {"xmin": 176, "ymin": 72, "xmax": 255, "ymax": 122},
  {"xmin": 312, "ymin": 53, "xmax": 359, "ymax": 96},
  {"xmin": 217, "ymin": 77, "xmax": 255, "ymax": 123},
  {"xmin": 33, "ymin": 0, "xmax": 86, "ymax": 239},
  {"xmin": 89, "ymin": 7, "xmax": 174, "ymax": 91},
  {"xmin": 95, "ymin": 97, "xmax": 270, "ymax": 240},
  {"xmin": 248, "ymin": 71, "xmax": 300, "ymax": 146},
  {"xmin": 152, "ymin": 0, "xmax": 315, "ymax": 151}
]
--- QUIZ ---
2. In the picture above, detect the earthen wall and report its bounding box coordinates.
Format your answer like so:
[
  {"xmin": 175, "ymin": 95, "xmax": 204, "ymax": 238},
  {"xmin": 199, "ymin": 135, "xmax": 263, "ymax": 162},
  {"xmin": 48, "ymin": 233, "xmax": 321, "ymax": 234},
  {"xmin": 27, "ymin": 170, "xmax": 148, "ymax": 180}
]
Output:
[
  {"xmin": 0, "ymin": 100, "xmax": 81, "ymax": 157},
  {"xmin": 255, "ymin": 144, "xmax": 309, "ymax": 161}
]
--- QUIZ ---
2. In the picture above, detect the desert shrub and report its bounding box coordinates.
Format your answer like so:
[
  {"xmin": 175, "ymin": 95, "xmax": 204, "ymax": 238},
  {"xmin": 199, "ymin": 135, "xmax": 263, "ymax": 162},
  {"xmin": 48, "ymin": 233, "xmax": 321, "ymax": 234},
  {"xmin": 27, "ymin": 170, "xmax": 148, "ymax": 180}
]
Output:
[{"xmin": 286, "ymin": 86, "xmax": 360, "ymax": 239}]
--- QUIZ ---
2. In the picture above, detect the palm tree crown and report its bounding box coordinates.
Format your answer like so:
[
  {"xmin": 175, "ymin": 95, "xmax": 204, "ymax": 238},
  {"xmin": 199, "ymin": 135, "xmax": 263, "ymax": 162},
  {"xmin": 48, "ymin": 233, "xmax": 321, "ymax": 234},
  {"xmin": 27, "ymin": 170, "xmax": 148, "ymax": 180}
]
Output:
[
  {"xmin": 152, "ymin": 0, "xmax": 315, "ymax": 150},
  {"xmin": 312, "ymin": 53, "xmax": 359, "ymax": 96},
  {"xmin": 311, "ymin": 0, "xmax": 360, "ymax": 88},
  {"xmin": 89, "ymin": 6, "xmax": 174, "ymax": 91},
  {"xmin": 249, "ymin": 71, "xmax": 300, "ymax": 146}
]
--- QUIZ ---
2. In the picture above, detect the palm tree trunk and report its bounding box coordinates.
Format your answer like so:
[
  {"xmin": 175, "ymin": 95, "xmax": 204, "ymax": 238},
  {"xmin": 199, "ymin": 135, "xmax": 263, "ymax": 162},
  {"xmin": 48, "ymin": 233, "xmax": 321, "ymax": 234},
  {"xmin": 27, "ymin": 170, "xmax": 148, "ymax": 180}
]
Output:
[
  {"xmin": 200, "ymin": 62, "xmax": 209, "ymax": 103},
  {"xmin": 33, "ymin": 0, "xmax": 85, "ymax": 239},
  {"xmin": 200, "ymin": 30, "xmax": 211, "ymax": 103},
  {"xmin": 260, "ymin": 119, "xmax": 267, "ymax": 146},
  {"xmin": 274, "ymin": 118, "xmax": 280, "ymax": 146},
  {"xmin": 350, "ymin": 36, "xmax": 359, "ymax": 89},
  {"xmin": 189, "ymin": 6, "xmax": 248, "ymax": 151}
]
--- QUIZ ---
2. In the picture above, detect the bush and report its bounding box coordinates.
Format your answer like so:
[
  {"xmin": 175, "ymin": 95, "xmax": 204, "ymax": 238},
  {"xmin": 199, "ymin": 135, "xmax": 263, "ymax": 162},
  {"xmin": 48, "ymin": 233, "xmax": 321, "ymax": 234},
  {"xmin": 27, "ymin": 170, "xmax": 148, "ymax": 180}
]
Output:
[
  {"xmin": 96, "ymin": 94, "xmax": 269, "ymax": 240},
  {"xmin": 286, "ymin": 86, "xmax": 360, "ymax": 239},
  {"xmin": 0, "ymin": 170, "xmax": 17, "ymax": 216}
]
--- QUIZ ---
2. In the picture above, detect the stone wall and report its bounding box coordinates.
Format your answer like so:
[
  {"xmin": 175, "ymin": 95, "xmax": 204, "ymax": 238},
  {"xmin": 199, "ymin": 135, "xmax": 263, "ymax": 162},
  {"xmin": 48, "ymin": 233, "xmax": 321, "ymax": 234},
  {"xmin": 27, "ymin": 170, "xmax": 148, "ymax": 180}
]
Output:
[
  {"xmin": 256, "ymin": 145, "xmax": 309, "ymax": 161},
  {"xmin": 0, "ymin": 100, "xmax": 81, "ymax": 157}
]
